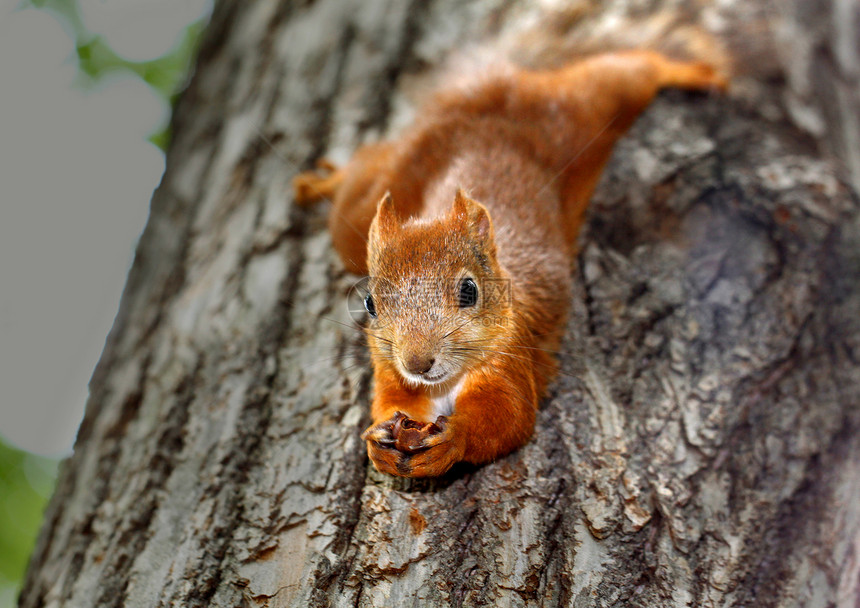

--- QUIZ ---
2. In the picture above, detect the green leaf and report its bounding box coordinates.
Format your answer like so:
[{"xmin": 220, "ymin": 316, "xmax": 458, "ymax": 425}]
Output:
[
  {"xmin": 148, "ymin": 124, "xmax": 172, "ymax": 152},
  {"xmin": 26, "ymin": 0, "xmax": 208, "ymax": 107},
  {"xmin": 0, "ymin": 439, "xmax": 59, "ymax": 585}
]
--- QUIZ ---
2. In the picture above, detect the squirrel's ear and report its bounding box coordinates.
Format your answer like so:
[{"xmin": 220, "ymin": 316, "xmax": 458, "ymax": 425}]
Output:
[
  {"xmin": 369, "ymin": 192, "xmax": 399, "ymax": 244},
  {"xmin": 452, "ymin": 188, "xmax": 494, "ymax": 245}
]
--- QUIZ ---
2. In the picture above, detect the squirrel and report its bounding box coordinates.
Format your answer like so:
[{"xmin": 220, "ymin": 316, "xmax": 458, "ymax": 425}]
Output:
[{"xmin": 293, "ymin": 49, "xmax": 727, "ymax": 477}]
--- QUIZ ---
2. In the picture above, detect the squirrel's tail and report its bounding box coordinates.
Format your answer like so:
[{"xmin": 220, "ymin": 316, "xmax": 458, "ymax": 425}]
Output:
[
  {"xmin": 430, "ymin": 4, "xmax": 730, "ymax": 107},
  {"xmin": 507, "ymin": 5, "xmax": 731, "ymax": 79}
]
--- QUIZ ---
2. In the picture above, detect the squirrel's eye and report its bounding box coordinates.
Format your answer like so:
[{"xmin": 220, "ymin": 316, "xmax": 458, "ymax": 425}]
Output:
[
  {"xmin": 364, "ymin": 293, "xmax": 377, "ymax": 318},
  {"xmin": 458, "ymin": 278, "xmax": 478, "ymax": 308}
]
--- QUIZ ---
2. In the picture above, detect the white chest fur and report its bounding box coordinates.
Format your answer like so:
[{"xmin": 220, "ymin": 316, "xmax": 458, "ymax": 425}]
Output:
[{"xmin": 430, "ymin": 375, "xmax": 466, "ymax": 419}]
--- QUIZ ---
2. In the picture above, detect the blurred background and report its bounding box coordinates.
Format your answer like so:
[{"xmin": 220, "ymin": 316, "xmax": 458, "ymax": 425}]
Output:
[{"xmin": 0, "ymin": 0, "xmax": 211, "ymax": 604}]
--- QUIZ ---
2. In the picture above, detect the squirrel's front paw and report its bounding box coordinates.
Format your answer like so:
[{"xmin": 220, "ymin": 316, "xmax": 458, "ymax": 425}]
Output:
[
  {"xmin": 361, "ymin": 411, "xmax": 406, "ymax": 446},
  {"xmin": 362, "ymin": 414, "xmax": 463, "ymax": 477},
  {"xmin": 396, "ymin": 416, "xmax": 464, "ymax": 477},
  {"xmin": 361, "ymin": 412, "xmax": 407, "ymax": 476}
]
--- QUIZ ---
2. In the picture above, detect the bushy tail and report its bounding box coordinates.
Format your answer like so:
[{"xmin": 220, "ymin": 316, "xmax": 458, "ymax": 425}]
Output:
[
  {"xmin": 430, "ymin": 3, "xmax": 731, "ymax": 103},
  {"xmin": 506, "ymin": 3, "xmax": 731, "ymax": 78}
]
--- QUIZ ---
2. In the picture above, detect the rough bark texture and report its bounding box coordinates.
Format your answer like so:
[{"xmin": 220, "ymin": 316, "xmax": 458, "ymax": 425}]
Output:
[{"xmin": 20, "ymin": 1, "xmax": 860, "ymax": 607}]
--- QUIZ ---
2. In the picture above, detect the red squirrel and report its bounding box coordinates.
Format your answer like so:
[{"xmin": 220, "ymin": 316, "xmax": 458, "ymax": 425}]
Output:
[{"xmin": 293, "ymin": 50, "xmax": 726, "ymax": 477}]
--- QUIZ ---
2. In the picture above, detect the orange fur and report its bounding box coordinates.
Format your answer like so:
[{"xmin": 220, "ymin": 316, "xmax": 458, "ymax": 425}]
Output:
[{"xmin": 294, "ymin": 50, "xmax": 726, "ymax": 477}]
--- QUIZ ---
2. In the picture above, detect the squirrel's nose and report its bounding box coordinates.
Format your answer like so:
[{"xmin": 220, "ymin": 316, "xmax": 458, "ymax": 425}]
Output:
[{"xmin": 404, "ymin": 354, "xmax": 435, "ymax": 375}]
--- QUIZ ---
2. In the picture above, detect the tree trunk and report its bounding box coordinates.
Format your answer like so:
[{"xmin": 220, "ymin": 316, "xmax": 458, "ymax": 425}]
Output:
[{"xmin": 20, "ymin": 1, "xmax": 860, "ymax": 607}]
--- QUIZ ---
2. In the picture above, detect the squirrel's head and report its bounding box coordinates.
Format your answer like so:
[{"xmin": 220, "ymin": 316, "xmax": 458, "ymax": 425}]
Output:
[{"xmin": 363, "ymin": 189, "xmax": 511, "ymax": 387}]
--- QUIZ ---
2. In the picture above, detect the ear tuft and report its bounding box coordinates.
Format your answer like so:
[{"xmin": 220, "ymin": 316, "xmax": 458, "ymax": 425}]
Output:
[
  {"xmin": 451, "ymin": 188, "xmax": 493, "ymax": 245},
  {"xmin": 452, "ymin": 188, "xmax": 470, "ymax": 223},
  {"xmin": 471, "ymin": 202, "xmax": 492, "ymax": 243},
  {"xmin": 369, "ymin": 192, "xmax": 399, "ymax": 245}
]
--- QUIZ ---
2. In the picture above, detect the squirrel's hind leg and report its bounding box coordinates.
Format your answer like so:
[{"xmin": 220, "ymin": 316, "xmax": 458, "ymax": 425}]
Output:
[
  {"xmin": 649, "ymin": 52, "xmax": 728, "ymax": 93},
  {"xmin": 533, "ymin": 50, "xmax": 727, "ymax": 247},
  {"xmin": 293, "ymin": 141, "xmax": 397, "ymax": 275},
  {"xmin": 293, "ymin": 158, "xmax": 345, "ymax": 205},
  {"xmin": 536, "ymin": 50, "xmax": 727, "ymax": 134},
  {"xmin": 329, "ymin": 141, "xmax": 398, "ymax": 275}
]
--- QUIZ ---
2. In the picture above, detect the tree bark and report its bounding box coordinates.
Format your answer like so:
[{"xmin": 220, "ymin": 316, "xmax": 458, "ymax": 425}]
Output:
[{"xmin": 20, "ymin": 1, "xmax": 860, "ymax": 607}]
